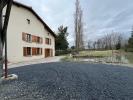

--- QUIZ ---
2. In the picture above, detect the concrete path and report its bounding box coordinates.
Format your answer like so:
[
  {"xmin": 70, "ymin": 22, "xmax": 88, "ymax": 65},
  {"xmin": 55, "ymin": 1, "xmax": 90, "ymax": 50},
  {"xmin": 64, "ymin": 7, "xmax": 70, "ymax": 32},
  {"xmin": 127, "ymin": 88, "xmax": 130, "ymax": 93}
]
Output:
[{"xmin": 8, "ymin": 56, "xmax": 64, "ymax": 69}]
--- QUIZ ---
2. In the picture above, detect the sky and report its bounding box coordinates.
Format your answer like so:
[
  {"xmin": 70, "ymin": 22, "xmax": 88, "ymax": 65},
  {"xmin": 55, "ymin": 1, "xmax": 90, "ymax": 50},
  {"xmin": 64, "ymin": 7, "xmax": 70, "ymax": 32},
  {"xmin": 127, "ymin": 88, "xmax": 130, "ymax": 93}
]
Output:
[{"xmin": 15, "ymin": 0, "xmax": 133, "ymax": 46}]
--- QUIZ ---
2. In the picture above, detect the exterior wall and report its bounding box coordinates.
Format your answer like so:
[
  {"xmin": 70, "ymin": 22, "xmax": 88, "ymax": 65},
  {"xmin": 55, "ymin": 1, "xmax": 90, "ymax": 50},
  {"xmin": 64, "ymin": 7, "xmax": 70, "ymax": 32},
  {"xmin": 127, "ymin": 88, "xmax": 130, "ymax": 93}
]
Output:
[{"xmin": 4, "ymin": 5, "xmax": 55, "ymax": 63}]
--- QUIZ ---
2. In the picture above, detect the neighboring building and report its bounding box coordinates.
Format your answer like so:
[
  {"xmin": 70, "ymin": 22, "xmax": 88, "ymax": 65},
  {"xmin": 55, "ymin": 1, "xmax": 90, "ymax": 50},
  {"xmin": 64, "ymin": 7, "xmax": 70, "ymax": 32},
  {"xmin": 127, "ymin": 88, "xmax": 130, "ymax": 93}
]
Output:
[{"xmin": 3, "ymin": 1, "xmax": 56, "ymax": 63}]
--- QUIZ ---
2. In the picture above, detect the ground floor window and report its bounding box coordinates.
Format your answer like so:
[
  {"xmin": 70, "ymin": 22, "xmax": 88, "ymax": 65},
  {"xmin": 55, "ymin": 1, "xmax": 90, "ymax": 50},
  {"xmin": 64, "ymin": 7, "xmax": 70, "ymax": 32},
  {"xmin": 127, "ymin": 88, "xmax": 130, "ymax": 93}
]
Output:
[
  {"xmin": 32, "ymin": 48, "xmax": 42, "ymax": 55},
  {"xmin": 23, "ymin": 47, "xmax": 42, "ymax": 56},
  {"xmin": 23, "ymin": 47, "xmax": 31, "ymax": 56}
]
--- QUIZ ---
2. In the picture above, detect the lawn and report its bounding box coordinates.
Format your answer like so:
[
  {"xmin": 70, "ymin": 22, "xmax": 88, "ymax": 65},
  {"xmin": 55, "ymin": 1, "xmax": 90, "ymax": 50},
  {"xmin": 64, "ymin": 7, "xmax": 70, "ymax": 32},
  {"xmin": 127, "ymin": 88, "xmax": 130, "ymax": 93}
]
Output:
[
  {"xmin": 61, "ymin": 50, "xmax": 133, "ymax": 65},
  {"xmin": 125, "ymin": 52, "xmax": 133, "ymax": 64},
  {"xmin": 79, "ymin": 50, "xmax": 113, "ymax": 57}
]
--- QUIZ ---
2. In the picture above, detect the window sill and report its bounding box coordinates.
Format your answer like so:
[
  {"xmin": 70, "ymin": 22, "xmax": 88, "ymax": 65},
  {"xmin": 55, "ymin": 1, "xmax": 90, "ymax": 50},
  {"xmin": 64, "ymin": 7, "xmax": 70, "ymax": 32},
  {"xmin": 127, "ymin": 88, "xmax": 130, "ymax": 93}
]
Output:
[
  {"xmin": 24, "ymin": 55, "xmax": 32, "ymax": 57},
  {"xmin": 23, "ymin": 41, "xmax": 32, "ymax": 43},
  {"xmin": 32, "ymin": 55, "xmax": 42, "ymax": 56}
]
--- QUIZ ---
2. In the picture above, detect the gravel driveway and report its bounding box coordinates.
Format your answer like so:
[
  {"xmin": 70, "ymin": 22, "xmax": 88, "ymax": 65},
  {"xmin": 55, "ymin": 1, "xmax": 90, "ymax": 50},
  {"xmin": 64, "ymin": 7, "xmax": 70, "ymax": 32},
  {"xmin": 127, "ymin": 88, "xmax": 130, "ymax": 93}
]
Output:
[{"xmin": 0, "ymin": 62, "xmax": 133, "ymax": 100}]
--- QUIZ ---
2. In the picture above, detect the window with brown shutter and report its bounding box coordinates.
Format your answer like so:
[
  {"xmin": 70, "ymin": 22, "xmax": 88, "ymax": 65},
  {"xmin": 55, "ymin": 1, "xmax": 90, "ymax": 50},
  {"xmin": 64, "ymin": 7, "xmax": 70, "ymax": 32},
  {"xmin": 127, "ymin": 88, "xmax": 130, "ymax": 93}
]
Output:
[
  {"xmin": 27, "ymin": 47, "xmax": 31, "ymax": 55},
  {"xmin": 32, "ymin": 35, "xmax": 35, "ymax": 42},
  {"xmin": 32, "ymin": 48, "xmax": 36, "ymax": 55},
  {"xmin": 45, "ymin": 38, "xmax": 49, "ymax": 44},
  {"xmin": 26, "ymin": 34, "xmax": 32, "ymax": 42},
  {"xmin": 32, "ymin": 35, "xmax": 43, "ymax": 44},
  {"xmin": 22, "ymin": 33, "xmax": 32, "ymax": 43},
  {"xmin": 45, "ymin": 38, "xmax": 51, "ymax": 45},
  {"xmin": 23, "ymin": 47, "xmax": 31, "ymax": 56},
  {"xmin": 32, "ymin": 48, "xmax": 42, "ymax": 56}
]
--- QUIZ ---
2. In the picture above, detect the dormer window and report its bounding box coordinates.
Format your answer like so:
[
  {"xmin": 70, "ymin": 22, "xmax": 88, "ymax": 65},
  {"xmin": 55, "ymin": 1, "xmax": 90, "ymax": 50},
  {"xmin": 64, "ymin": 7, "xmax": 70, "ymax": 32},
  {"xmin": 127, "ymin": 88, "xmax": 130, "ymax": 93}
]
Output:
[{"xmin": 26, "ymin": 19, "xmax": 30, "ymax": 24}]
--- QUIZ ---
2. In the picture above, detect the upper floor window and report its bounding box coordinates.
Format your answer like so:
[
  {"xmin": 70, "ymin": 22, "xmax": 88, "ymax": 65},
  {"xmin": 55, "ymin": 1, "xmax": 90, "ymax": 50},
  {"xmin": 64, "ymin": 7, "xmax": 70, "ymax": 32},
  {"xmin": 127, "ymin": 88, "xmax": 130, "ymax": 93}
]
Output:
[
  {"xmin": 22, "ymin": 32, "xmax": 32, "ymax": 43},
  {"xmin": 45, "ymin": 38, "xmax": 51, "ymax": 45},
  {"xmin": 32, "ymin": 35, "xmax": 43, "ymax": 44},
  {"xmin": 22, "ymin": 33, "xmax": 43, "ymax": 44}
]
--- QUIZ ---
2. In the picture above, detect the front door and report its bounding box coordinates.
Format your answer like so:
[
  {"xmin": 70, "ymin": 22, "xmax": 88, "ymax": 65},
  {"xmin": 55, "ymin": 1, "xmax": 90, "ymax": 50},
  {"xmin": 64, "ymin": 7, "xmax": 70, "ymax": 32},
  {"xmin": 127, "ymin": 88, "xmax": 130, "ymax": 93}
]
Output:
[{"xmin": 45, "ymin": 49, "xmax": 53, "ymax": 58}]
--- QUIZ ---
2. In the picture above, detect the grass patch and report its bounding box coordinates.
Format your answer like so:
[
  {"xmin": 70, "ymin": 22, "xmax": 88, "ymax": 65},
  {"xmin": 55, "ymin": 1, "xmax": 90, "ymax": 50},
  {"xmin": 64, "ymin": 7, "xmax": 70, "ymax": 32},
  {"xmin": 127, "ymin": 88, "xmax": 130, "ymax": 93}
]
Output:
[
  {"xmin": 61, "ymin": 50, "xmax": 133, "ymax": 65},
  {"xmin": 79, "ymin": 50, "xmax": 113, "ymax": 57},
  {"xmin": 125, "ymin": 52, "xmax": 133, "ymax": 64}
]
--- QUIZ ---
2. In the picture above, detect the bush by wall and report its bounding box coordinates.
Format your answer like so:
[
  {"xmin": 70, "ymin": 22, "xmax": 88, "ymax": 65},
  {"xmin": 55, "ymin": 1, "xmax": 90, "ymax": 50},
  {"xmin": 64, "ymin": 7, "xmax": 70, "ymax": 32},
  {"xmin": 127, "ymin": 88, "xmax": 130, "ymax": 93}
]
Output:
[{"xmin": 55, "ymin": 50, "xmax": 72, "ymax": 56}]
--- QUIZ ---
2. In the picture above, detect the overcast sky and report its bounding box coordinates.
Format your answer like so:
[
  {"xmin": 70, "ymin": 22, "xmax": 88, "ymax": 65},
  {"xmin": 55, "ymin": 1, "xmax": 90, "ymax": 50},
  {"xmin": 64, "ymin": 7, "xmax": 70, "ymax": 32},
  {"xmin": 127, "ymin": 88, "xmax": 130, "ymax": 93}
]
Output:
[{"xmin": 15, "ymin": 0, "xmax": 133, "ymax": 46}]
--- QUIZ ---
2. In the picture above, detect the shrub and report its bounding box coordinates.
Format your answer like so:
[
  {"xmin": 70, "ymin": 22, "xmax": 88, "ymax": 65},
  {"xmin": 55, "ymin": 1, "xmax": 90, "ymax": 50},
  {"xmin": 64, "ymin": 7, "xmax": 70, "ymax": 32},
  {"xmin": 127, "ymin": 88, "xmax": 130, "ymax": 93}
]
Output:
[
  {"xmin": 55, "ymin": 50, "xmax": 71, "ymax": 56},
  {"xmin": 126, "ymin": 48, "xmax": 133, "ymax": 52}
]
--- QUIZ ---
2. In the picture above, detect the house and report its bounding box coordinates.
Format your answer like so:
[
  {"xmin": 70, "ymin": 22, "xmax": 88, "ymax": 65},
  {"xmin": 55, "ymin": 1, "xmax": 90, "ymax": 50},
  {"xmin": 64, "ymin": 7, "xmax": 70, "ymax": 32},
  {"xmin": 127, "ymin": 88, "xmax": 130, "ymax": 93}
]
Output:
[{"xmin": 3, "ymin": 1, "xmax": 56, "ymax": 63}]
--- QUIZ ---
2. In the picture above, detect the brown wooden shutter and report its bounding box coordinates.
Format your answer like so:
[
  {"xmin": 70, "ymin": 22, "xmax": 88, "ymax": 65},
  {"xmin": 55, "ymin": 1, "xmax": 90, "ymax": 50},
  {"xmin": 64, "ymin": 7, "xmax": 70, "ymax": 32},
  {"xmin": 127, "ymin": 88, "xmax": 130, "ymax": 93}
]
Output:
[
  {"xmin": 41, "ymin": 48, "xmax": 42, "ymax": 54},
  {"xmin": 45, "ymin": 38, "xmax": 47, "ymax": 44},
  {"xmin": 50, "ymin": 39, "xmax": 51, "ymax": 45},
  {"xmin": 22, "ymin": 32, "xmax": 26, "ymax": 41},
  {"xmin": 41, "ymin": 38, "xmax": 43, "ymax": 44},
  {"xmin": 32, "ymin": 35, "xmax": 34, "ymax": 42},
  {"xmin": 32, "ymin": 48, "xmax": 34, "ymax": 55},
  {"xmin": 35, "ymin": 36, "xmax": 37, "ymax": 42},
  {"xmin": 46, "ymin": 38, "xmax": 49, "ymax": 44},
  {"xmin": 23, "ymin": 47, "xmax": 27, "ymax": 56},
  {"xmin": 32, "ymin": 48, "xmax": 36, "ymax": 55},
  {"xmin": 51, "ymin": 49, "xmax": 53, "ymax": 57}
]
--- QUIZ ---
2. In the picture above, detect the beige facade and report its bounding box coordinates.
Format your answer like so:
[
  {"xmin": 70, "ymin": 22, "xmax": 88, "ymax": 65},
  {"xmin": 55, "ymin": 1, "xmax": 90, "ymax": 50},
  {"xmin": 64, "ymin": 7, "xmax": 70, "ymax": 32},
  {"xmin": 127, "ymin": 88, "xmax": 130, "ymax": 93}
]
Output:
[{"xmin": 4, "ymin": 2, "xmax": 55, "ymax": 63}]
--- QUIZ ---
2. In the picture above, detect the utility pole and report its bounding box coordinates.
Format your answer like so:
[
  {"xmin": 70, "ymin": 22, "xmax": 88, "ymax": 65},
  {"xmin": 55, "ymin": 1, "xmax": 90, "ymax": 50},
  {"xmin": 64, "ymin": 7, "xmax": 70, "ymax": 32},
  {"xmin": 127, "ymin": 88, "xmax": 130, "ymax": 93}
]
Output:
[{"xmin": 0, "ymin": 0, "xmax": 13, "ymax": 79}]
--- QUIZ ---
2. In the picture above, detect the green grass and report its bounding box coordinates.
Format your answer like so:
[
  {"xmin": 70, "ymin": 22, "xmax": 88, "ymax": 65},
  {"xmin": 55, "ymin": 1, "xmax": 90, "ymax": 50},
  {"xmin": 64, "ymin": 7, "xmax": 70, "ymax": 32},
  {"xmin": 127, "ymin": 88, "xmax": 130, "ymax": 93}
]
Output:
[
  {"xmin": 79, "ymin": 50, "xmax": 113, "ymax": 57},
  {"xmin": 125, "ymin": 52, "xmax": 133, "ymax": 64},
  {"xmin": 61, "ymin": 50, "xmax": 133, "ymax": 64}
]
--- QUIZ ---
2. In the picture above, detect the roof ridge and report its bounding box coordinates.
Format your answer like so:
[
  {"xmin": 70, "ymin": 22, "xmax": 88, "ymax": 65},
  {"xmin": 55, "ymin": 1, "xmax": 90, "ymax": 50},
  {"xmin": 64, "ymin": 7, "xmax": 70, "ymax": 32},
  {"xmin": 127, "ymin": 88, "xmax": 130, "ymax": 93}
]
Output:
[{"xmin": 12, "ymin": 0, "xmax": 56, "ymax": 37}]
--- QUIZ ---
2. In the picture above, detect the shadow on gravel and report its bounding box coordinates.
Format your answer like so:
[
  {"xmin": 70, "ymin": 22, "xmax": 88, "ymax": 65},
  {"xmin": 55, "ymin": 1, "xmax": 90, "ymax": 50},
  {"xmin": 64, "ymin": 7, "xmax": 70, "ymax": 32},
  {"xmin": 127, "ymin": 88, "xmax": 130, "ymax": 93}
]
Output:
[{"xmin": 1, "ymin": 62, "xmax": 133, "ymax": 100}]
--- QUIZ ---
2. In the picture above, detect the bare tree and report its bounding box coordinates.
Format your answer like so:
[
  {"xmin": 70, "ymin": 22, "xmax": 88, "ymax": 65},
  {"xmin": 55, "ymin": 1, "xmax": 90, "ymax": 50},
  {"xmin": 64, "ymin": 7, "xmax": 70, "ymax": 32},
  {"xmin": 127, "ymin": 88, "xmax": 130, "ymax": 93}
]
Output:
[
  {"xmin": 88, "ymin": 40, "xmax": 92, "ymax": 49},
  {"xmin": 0, "ymin": 0, "xmax": 13, "ymax": 78},
  {"xmin": 94, "ymin": 32, "xmax": 123, "ymax": 51},
  {"xmin": 93, "ymin": 41, "xmax": 97, "ymax": 50},
  {"xmin": 74, "ymin": 0, "xmax": 84, "ymax": 50}
]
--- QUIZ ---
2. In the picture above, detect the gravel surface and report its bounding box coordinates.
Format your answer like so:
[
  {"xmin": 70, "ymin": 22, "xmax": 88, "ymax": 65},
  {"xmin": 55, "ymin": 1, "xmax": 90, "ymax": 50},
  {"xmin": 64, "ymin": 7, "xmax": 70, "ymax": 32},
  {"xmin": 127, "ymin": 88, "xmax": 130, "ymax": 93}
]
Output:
[{"xmin": 0, "ymin": 62, "xmax": 133, "ymax": 100}]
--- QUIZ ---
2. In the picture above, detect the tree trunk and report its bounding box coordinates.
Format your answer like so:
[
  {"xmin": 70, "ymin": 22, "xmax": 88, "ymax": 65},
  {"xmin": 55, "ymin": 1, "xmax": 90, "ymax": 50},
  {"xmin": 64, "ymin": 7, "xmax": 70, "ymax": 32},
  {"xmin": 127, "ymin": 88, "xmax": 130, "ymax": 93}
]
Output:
[{"xmin": 0, "ymin": 10, "xmax": 3, "ymax": 78}]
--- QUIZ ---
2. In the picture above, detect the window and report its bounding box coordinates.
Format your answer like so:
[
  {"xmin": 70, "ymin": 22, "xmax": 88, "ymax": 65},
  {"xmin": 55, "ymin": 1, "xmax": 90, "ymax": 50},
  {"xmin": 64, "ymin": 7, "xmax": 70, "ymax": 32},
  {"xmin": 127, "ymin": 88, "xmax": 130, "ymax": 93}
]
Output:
[
  {"xmin": 22, "ymin": 32, "xmax": 31, "ymax": 43},
  {"xmin": 37, "ymin": 48, "xmax": 40, "ymax": 55},
  {"xmin": 27, "ymin": 34, "xmax": 32, "ymax": 42},
  {"xmin": 23, "ymin": 47, "xmax": 31, "ymax": 56},
  {"xmin": 32, "ymin": 35, "xmax": 43, "ymax": 44},
  {"xmin": 37, "ymin": 37, "xmax": 40, "ymax": 43},
  {"xmin": 22, "ymin": 33, "xmax": 43, "ymax": 44},
  {"xmin": 32, "ymin": 35, "xmax": 36, "ymax": 42},
  {"xmin": 32, "ymin": 48, "xmax": 36, "ymax": 55},
  {"xmin": 45, "ymin": 38, "xmax": 51, "ymax": 45},
  {"xmin": 32, "ymin": 48, "xmax": 42, "ymax": 55}
]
